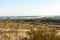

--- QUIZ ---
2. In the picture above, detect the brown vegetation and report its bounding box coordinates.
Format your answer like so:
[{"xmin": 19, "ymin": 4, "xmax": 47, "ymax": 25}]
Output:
[{"xmin": 0, "ymin": 20, "xmax": 60, "ymax": 40}]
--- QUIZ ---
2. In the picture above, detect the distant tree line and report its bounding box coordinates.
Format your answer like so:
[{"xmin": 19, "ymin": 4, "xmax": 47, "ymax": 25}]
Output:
[{"xmin": 41, "ymin": 19, "xmax": 60, "ymax": 23}]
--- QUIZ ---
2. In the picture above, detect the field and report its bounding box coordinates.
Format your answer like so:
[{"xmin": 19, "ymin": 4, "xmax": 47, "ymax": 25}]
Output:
[{"xmin": 0, "ymin": 19, "xmax": 60, "ymax": 40}]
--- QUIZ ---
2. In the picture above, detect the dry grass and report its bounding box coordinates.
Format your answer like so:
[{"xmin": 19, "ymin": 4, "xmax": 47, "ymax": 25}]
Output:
[
  {"xmin": 0, "ymin": 20, "xmax": 60, "ymax": 40},
  {"xmin": 0, "ymin": 21, "xmax": 33, "ymax": 40}
]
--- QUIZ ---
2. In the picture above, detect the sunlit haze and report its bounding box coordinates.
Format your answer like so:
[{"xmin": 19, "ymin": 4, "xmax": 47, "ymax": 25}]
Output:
[{"xmin": 0, "ymin": 0, "xmax": 60, "ymax": 16}]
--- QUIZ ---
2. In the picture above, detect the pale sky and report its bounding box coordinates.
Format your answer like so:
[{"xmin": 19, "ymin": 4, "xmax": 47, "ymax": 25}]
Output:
[{"xmin": 0, "ymin": 0, "xmax": 60, "ymax": 16}]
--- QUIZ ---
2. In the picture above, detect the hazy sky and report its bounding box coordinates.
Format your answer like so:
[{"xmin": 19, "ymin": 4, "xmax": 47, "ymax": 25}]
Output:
[{"xmin": 0, "ymin": 0, "xmax": 60, "ymax": 16}]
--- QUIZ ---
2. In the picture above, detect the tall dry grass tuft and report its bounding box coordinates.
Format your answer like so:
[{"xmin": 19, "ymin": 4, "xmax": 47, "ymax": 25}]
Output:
[{"xmin": 24, "ymin": 26, "xmax": 58, "ymax": 40}]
